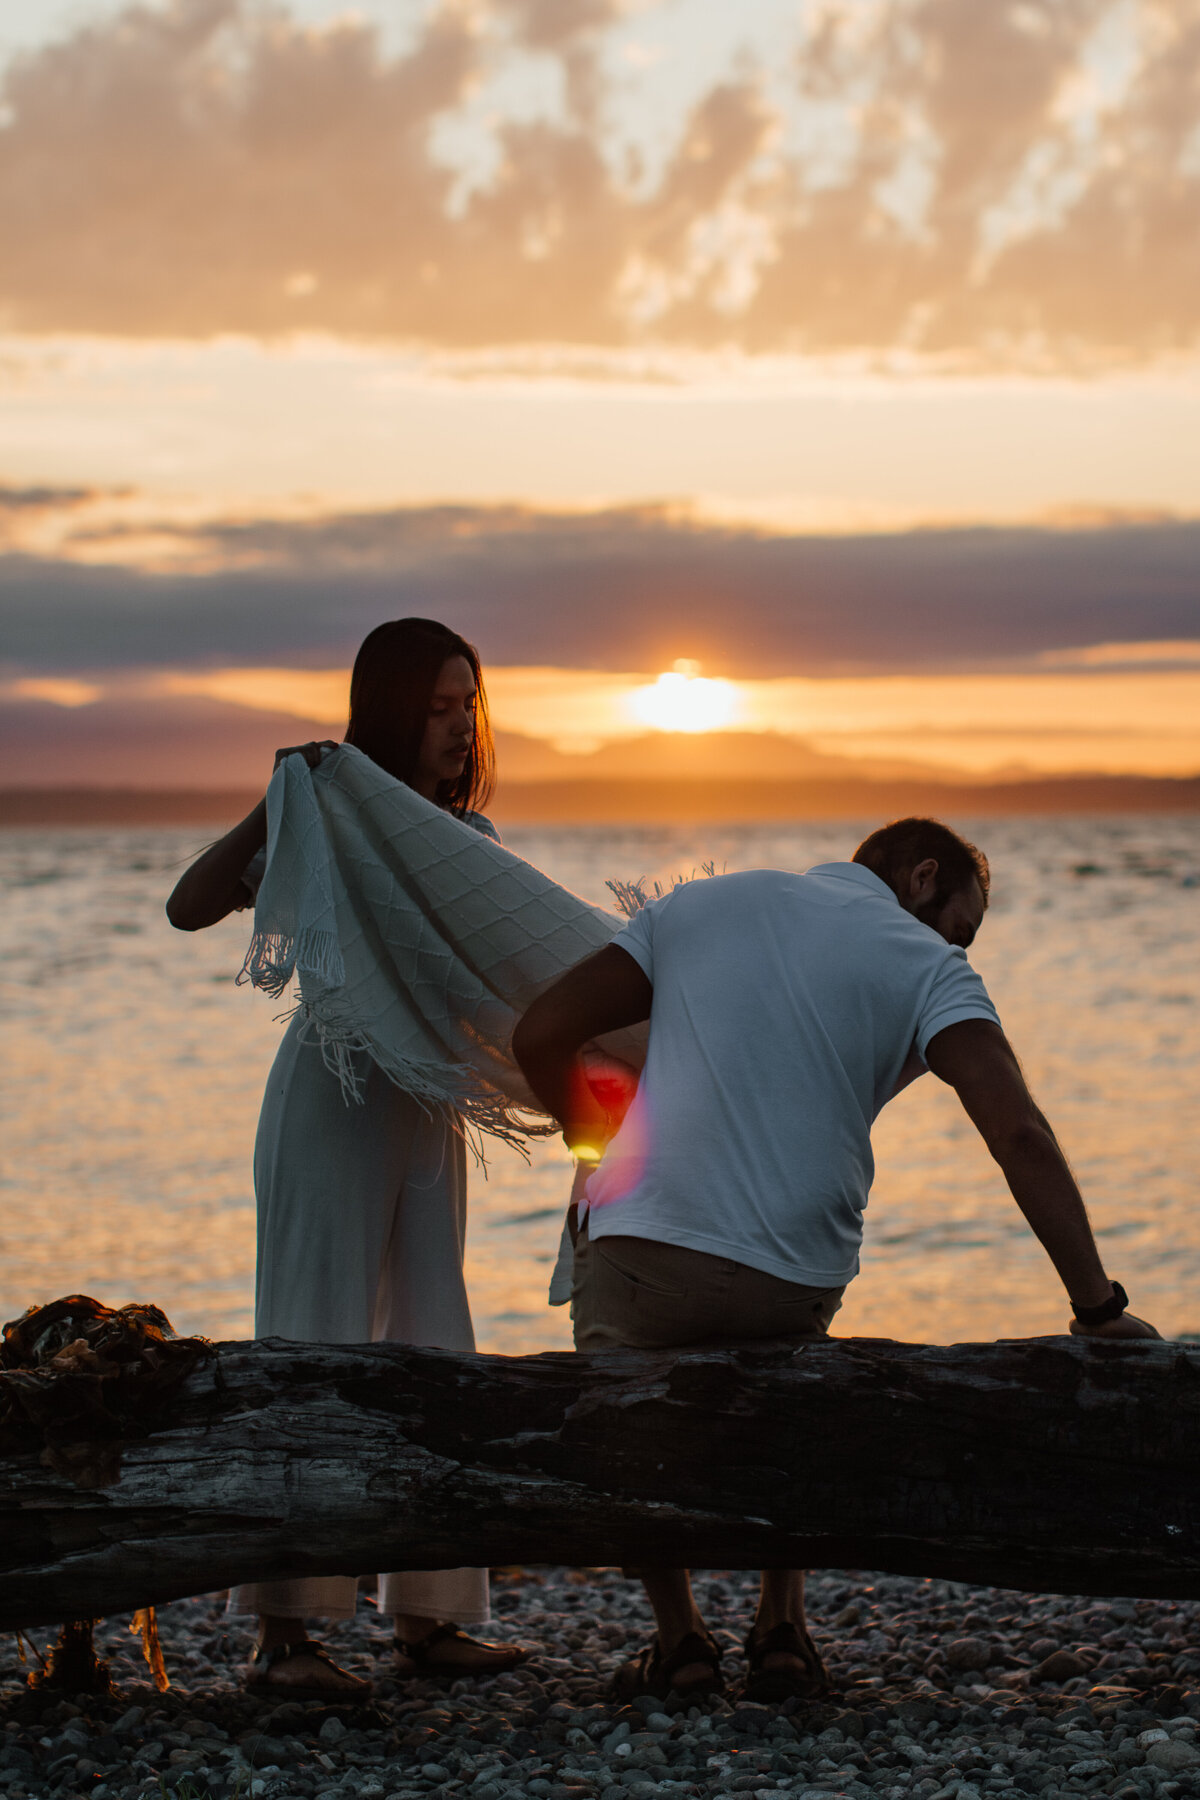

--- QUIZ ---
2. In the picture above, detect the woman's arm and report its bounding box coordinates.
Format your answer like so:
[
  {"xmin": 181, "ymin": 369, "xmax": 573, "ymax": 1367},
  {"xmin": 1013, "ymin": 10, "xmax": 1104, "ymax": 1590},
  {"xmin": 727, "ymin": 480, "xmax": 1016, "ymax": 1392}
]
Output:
[
  {"xmin": 165, "ymin": 740, "xmax": 336, "ymax": 932},
  {"xmin": 166, "ymin": 798, "xmax": 267, "ymax": 931}
]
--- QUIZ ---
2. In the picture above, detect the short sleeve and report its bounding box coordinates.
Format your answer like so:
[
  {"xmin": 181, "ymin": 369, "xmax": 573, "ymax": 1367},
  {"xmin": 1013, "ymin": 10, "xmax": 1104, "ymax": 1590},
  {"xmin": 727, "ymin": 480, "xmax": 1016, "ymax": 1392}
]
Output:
[
  {"xmin": 610, "ymin": 895, "xmax": 660, "ymax": 981},
  {"xmin": 915, "ymin": 947, "xmax": 1001, "ymax": 1057}
]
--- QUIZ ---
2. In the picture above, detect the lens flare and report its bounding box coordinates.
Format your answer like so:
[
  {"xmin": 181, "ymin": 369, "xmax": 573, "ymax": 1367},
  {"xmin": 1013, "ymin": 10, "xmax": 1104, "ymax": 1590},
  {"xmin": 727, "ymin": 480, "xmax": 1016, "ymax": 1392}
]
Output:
[{"xmin": 629, "ymin": 659, "xmax": 738, "ymax": 734}]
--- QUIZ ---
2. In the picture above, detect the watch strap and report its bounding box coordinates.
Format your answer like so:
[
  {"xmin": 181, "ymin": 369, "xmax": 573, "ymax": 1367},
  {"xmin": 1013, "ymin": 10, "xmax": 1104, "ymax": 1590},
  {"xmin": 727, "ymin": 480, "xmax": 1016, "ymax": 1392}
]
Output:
[{"xmin": 1072, "ymin": 1280, "xmax": 1128, "ymax": 1327}]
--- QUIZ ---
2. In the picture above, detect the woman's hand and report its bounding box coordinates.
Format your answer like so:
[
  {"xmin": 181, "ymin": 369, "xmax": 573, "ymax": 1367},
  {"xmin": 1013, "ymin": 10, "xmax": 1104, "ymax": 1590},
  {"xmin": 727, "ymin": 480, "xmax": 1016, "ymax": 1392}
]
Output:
[{"xmin": 274, "ymin": 740, "xmax": 339, "ymax": 771}]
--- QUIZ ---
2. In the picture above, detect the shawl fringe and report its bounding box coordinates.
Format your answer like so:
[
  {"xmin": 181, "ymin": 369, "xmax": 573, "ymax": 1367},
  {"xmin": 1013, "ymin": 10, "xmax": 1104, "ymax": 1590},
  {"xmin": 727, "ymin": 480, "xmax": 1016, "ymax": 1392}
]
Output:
[
  {"xmin": 293, "ymin": 1006, "xmax": 554, "ymax": 1159},
  {"xmin": 239, "ymin": 927, "xmax": 344, "ymax": 998}
]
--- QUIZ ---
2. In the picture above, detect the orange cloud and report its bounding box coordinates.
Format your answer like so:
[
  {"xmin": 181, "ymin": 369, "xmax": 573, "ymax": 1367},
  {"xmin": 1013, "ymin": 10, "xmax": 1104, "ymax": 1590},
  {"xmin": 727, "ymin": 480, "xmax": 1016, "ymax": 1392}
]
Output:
[{"xmin": 1, "ymin": 0, "xmax": 1197, "ymax": 366}]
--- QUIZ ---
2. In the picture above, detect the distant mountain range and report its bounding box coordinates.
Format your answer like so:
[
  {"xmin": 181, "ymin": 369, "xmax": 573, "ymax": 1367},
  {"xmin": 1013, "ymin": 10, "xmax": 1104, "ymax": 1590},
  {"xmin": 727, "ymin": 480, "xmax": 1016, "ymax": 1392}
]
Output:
[
  {"xmin": 0, "ymin": 688, "xmax": 942, "ymax": 789},
  {"xmin": 4, "ymin": 687, "xmax": 1198, "ymax": 822}
]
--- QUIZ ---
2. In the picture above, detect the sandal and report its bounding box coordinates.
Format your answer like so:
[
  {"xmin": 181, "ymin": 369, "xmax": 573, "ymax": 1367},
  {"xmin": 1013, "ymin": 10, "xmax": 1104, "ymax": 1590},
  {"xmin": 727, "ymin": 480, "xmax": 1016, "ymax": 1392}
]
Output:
[
  {"xmin": 391, "ymin": 1621, "xmax": 528, "ymax": 1680},
  {"xmin": 246, "ymin": 1638, "xmax": 371, "ymax": 1702},
  {"xmin": 741, "ymin": 1621, "xmax": 830, "ymax": 1704},
  {"xmin": 611, "ymin": 1629, "xmax": 724, "ymax": 1701}
]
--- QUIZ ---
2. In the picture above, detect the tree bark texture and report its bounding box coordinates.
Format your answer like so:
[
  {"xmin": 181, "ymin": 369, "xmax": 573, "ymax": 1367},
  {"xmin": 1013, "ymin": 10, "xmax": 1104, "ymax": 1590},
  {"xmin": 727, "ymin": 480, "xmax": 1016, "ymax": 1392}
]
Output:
[{"xmin": 1, "ymin": 1334, "xmax": 1197, "ymax": 1628}]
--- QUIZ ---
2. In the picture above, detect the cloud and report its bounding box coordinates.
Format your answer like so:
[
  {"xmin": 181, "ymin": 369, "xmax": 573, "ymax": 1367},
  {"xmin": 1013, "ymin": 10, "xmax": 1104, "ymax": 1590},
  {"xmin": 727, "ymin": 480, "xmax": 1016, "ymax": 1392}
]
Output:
[
  {"xmin": 0, "ymin": 482, "xmax": 104, "ymax": 511},
  {"xmin": 1, "ymin": 0, "xmax": 1197, "ymax": 365},
  {"xmin": 3, "ymin": 498, "xmax": 1200, "ymax": 678},
  {"xmin": 0, "ymin": 481, "xmax": 140, "ymax": 554}
]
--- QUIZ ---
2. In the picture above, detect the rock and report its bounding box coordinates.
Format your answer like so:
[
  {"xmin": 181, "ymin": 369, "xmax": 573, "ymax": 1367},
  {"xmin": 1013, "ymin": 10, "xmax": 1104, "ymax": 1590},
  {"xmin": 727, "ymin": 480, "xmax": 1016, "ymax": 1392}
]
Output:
[
  {"xmin": 1035, "ymin": 1649, "xmax": 1091, "ymax": 1683},
  {"xmin": 730, "ymin": 1705, "xmax": 771, "ymax": 1734},
  {"xmin": 21, "ymin": 1566, "xmax": 1199, "ymax": 1800},
  {"xmin": 236, "ymin": 1731, "xmax": 292, "ymax": 1767},
  {"xmin": 896, "ymin": 1701, "xmax": 934, "ymax": 1730},
  {"xmin": 1146, "ymin": 1738, "xmax": 1200, "ymax": 1771},
  {"xmin": 945, "ymin": 1638, "xmax": 995, "ymax": 1673},
  {"xmin": 1156, "ymin": 1683, "xmax": 1188, "ymax": 1715}
]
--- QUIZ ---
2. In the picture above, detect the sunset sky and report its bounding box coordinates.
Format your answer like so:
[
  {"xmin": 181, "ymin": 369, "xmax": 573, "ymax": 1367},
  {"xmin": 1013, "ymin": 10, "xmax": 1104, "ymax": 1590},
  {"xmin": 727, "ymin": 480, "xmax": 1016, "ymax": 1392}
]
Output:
[{"xmin": 3, "ymin": 0, "xmax": 1199, "ymax": 794}]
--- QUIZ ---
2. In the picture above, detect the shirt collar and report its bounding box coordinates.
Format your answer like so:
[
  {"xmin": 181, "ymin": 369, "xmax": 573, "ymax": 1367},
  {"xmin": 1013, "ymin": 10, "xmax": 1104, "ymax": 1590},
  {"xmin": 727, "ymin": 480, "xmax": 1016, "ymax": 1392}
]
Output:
[{"xmin": 805, "ymin": 861, "xmax": 900, "ymax": 904}]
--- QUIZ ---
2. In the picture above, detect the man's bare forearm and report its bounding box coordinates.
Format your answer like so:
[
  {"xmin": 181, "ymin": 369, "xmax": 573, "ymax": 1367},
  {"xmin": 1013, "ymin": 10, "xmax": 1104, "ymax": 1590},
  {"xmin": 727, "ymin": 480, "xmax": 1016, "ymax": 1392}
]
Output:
[
  {"xmin": 927, "ymin": 1020, "xmax": 1117, "ymax": 1312},
  {"xmin": 991, "ymin": 1116, "xmax": 1112, "ymax": 1310}
]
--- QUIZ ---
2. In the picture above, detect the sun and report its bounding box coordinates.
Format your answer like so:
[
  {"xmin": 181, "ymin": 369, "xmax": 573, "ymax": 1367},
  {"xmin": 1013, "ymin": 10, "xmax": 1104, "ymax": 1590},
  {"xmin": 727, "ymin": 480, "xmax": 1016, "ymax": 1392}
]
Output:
[{"xmin": 629, "ymin": 660, "xmax": 739, "ymax": 734}]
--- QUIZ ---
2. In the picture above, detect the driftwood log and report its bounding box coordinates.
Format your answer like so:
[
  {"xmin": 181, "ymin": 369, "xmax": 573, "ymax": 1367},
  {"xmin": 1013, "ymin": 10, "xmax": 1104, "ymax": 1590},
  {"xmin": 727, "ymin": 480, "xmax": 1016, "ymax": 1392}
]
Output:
[{"xmin": 1, "ymin": 1334, "xmax": 1197, "ymax": 1629}]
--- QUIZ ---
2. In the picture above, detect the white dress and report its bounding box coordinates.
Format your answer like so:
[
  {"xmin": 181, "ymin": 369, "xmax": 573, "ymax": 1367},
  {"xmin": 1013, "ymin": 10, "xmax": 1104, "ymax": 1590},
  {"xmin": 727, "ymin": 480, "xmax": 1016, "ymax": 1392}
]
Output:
[{"xmin": 229, "ymin": 812, "xmax": 499, "ymax": 1623}]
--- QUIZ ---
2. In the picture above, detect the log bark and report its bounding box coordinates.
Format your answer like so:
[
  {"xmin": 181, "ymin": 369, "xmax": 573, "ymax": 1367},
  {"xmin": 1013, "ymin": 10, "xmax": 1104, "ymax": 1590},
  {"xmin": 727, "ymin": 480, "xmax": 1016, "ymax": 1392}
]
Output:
[{"xmin": 1, "ymin": 1334, "xmax": 1198, "ymax": 1629}]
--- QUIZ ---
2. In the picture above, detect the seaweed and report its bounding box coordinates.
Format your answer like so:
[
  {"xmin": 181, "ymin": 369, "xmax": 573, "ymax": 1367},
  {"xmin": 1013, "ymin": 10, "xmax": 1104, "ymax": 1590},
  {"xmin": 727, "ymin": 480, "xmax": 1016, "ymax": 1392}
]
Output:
[{"xmin": 0, "ymin": 1294, "xmax": 212, "ymax": 1489}]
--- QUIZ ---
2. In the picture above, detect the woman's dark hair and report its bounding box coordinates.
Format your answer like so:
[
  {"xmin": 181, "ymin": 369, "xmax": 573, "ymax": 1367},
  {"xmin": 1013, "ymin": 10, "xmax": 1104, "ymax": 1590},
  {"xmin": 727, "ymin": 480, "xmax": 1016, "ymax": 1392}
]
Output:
[
  {"xmin": 343, "ymin": 618, "xmax": 495, "ymax": 817},
  {"xmin": 852, "ymin": 817, "xmax": 990, "ymax": 909}
]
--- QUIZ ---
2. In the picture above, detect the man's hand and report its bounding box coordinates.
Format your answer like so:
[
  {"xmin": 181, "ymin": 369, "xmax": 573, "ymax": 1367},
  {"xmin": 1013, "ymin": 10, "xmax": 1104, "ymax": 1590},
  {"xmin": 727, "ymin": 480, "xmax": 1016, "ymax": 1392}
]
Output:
[{"xmin": 1070, "ymin": 1312, "xmax": 1162, "ymax": 1340}]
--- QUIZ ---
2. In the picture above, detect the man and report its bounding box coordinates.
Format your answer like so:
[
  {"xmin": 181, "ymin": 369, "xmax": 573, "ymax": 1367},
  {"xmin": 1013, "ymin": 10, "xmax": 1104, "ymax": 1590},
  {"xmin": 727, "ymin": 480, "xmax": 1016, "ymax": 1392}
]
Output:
[{"xmin": 512, "ymin": 817, "xmax": 1159, "ymax": 1704}]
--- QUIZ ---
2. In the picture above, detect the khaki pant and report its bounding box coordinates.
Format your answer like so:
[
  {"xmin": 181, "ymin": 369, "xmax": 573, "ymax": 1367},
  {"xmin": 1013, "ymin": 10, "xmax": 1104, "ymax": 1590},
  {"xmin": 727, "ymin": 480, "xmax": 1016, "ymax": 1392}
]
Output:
[{"xmin": 572, "ymin": 1224, "xmax": 844, "ymax": 1351}]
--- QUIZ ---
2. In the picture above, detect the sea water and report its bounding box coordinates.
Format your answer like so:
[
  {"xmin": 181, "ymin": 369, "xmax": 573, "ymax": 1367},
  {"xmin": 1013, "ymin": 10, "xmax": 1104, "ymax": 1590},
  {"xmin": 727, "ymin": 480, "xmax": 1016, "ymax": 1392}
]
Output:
[{"xmin": 1, "ymin": 816, "xmax": 1197, "ymax": 1350}]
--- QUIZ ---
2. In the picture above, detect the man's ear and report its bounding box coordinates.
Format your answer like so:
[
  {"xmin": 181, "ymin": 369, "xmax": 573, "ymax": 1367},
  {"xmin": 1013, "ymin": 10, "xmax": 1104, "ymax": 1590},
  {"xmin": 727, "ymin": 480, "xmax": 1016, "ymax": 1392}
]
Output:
[{"xmin": 908, "ymin": 857, "xmax": 939, "ymax": 902}]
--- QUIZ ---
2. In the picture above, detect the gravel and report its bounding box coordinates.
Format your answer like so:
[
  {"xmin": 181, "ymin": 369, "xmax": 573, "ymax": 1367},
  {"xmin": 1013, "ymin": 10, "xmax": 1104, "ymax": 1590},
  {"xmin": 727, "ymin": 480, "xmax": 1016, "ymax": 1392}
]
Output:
[{"xmin": 3, "ymin": 1568, "xmax": 1200, "ymax": 1799}]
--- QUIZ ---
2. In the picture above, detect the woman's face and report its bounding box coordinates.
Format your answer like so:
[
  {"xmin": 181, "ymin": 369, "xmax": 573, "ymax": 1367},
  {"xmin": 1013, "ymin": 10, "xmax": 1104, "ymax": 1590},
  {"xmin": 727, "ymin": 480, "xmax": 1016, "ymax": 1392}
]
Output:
[{"xmin": 414, "ymin": 654, "xmax": 477, "ymax": 799}]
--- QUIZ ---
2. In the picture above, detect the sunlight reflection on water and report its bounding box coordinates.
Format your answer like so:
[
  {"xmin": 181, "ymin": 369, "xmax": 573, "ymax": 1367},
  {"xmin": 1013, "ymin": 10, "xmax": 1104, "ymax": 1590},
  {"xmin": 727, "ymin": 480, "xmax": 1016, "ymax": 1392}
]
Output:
[{"xmin": 1, "ymin": 816, "xmax": 1197, "ymax": 1350}]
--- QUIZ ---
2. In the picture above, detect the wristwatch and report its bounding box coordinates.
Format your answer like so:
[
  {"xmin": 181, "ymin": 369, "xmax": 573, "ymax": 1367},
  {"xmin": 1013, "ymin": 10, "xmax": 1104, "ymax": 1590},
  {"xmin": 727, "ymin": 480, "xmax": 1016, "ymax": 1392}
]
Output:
[{"xmin": 1071, "ymin": 1280, "xmax": 1128, "ymax": 1327}]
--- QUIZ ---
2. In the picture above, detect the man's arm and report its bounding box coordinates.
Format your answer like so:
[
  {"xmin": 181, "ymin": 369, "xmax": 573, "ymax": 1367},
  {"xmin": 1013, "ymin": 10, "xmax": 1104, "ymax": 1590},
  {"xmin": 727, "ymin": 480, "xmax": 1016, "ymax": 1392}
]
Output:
[
  {"xmin": 511, "ymin": 944, "xmax": 653, "ymax": 1158},
  {"xmin": 924, "ymin": 1019, "xmax": 1160, "ymax": 1339}
]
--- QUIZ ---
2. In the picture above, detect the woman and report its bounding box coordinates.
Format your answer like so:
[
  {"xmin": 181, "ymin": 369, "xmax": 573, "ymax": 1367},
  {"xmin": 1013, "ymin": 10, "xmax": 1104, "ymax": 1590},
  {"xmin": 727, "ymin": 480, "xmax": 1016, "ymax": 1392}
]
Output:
[{"xmin": 167, "ymin": 618, "xmax": 528, "ymax": 1699}]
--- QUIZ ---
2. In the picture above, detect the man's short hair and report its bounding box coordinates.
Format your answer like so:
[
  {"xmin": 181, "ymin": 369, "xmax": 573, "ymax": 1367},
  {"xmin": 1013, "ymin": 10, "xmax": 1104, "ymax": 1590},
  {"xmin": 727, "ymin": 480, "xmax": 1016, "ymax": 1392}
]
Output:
[{"xmin": 852, "ymin": 818, "xmax": 990, "ymax": 906}]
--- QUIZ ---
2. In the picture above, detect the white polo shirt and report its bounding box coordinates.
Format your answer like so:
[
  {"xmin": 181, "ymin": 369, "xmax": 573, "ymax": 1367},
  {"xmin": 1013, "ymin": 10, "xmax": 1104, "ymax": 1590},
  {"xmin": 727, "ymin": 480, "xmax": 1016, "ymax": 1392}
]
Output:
[{"xmin": 583, "ymin": 863, "xmax": 1001, "ymax": 1289}]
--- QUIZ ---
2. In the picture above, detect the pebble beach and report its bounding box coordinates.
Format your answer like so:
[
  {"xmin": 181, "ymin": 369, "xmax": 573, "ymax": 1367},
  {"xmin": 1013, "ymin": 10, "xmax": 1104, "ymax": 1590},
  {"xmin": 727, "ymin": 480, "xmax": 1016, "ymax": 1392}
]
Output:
[{"xmin": 3, "ymin": 1568, "xmax": 1200, "ymax": 1800}]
